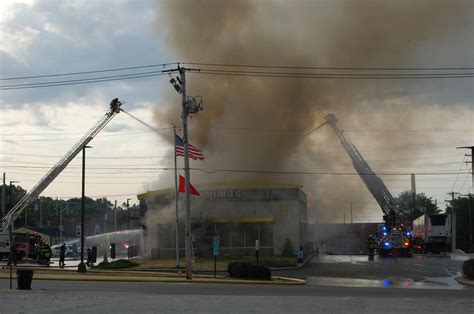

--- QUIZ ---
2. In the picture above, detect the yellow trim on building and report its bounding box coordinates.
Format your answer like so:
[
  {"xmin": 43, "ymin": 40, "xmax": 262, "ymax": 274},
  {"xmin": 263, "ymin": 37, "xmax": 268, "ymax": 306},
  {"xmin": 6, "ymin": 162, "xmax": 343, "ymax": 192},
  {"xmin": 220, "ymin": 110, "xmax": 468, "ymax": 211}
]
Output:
[{"xmin": 137, "ymin": 181, "xmax": 303, "ymax": 200}]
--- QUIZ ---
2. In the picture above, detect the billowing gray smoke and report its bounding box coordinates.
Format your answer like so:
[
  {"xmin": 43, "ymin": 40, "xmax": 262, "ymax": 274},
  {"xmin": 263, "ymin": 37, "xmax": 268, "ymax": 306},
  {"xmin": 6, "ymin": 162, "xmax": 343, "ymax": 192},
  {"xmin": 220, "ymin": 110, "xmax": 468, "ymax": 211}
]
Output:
[{"xmin": 151, "ymin": 0, "xmax": 473, "ymax": 222}]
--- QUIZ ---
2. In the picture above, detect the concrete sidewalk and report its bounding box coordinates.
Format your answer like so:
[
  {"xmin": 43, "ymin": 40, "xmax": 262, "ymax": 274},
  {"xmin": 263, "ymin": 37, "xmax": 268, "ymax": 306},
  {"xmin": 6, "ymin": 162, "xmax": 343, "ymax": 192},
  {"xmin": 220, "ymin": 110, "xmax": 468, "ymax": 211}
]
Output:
[
  {"xmin": 0, "ymin": 268, "xmax": 305, "ymax": 285},
  {"xmin": 455, "ymin": 276, "xmax": 474, "ymax": 287}
]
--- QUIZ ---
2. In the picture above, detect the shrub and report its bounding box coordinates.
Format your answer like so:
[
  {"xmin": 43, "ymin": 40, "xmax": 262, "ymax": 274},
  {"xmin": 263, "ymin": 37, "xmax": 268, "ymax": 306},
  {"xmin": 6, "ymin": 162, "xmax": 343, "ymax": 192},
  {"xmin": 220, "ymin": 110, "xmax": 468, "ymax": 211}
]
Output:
[
  {"xmin": 462, "ymin": 259, "xmax": 474, "ymax": 279},
  {"xmin": 95, "ymin": 259, "xmax": 139, "ymax": 269},
  {"xmin": 227, "ymin": 262, "xmax": 271, "ymax": 280}
]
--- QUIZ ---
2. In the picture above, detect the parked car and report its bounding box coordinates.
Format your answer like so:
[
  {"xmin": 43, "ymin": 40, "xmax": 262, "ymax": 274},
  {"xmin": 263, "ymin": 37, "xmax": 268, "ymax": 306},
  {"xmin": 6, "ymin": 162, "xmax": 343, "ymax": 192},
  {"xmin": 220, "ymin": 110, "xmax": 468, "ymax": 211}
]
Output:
[{"xmin": 51, "ymin": 244, "xmax": 76, "ymax": 258}]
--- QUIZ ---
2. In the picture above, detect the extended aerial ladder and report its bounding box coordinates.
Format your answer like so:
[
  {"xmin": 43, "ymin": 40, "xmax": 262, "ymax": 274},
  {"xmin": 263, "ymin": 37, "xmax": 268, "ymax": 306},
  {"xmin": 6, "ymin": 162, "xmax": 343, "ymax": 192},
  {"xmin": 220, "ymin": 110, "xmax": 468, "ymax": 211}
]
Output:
[
  {"xmin": 323, "ymin": 114, "xmax": 397, "ymax": 221},
  {"xmin": 1, "ymin": 98, "xmax": 122, "ymax": 234},
  {"xmin": 321, "ymin": 114, "xmax": 412, "ymax": 256}
]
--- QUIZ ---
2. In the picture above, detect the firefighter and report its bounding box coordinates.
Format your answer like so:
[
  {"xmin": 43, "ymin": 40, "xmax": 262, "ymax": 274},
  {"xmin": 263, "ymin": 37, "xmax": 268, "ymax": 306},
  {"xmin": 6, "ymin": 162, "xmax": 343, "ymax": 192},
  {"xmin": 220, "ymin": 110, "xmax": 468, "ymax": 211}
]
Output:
[
  {"xmin": 42, "ymin": 243, "xmax": 52, "ymax": 266},
  {"xmin": 59, "ymin": 243, "xmax": 66, "ymax": 268},
  {"xmin": 86, "ymin": 248, "xmax": 92, "ymax": 267},
  {"xmin": 37, "ymin": 239, "xmax": 52, "ymax": 266},
  {"xmin": 367, "ymin": 234, "xmax": 377, "ymax": 261}
]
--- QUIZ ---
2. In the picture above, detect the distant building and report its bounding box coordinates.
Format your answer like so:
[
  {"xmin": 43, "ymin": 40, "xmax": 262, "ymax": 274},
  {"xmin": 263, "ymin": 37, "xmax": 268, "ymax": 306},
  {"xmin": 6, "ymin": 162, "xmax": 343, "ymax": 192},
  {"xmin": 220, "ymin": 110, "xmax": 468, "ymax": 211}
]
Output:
[{"xmin": 138, "ymin": 182, "xmax": 308, "ymax": 256}]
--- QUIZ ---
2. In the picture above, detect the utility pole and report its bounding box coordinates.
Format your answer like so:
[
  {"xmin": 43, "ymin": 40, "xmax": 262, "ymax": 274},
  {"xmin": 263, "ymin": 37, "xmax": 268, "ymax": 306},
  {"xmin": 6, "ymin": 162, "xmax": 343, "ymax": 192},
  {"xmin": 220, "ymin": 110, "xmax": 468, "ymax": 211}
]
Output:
[
  {"xmin": 173, "ymin": 125, "xmax": 180, "ymax": 269},
  {"xmin": 447, "ymin": 192, "xmax": 457, "ymax": 252},
  {"xmin": 350, "ymin": 202, "xmax": 353, "ymax": 224},
  {"xmin": 457, "ymin": 146, "xmax": 474, "ymax": 252},
  {"xmin": 469, "ymin": 194, "xmax": 473, "ymax": 251},
  {"xmin": 38, "ymin": 198, "xmax": 43, "ymax": 227},
  {"xmin": 180, "ymin": 67, "xmax": 193, "ymax": 280},
  {"xmin": 164, "ymin": 65, "xmax": 203, "ymax": 280},
  {"xmin": 58, "ymin": 200, "xmax": 62, "ymax": 243},
  {"xmin": 78, "ymin": 145, "xmax": 91, "ymax": 273},
  {"xmin": 2, "ymin": 172, "xmax": 5, "ymax": 219},
  {"xmin": 8, "ymin": 180, "xmax": 19, "ymax": 227},
  {"xmin": 457, "ymin": 146, "xmax": 474, "ymax": 193},
  {"xmin": 411, "ymin": 173, "xmax": 417, "ymax": 213},
  {"xmin": 126, "ymin": 198, "xmax": 131, "ymax": 230},
  {"xmin": 114, "ymin": 200, "xmax": 117, "ymax": 232}
]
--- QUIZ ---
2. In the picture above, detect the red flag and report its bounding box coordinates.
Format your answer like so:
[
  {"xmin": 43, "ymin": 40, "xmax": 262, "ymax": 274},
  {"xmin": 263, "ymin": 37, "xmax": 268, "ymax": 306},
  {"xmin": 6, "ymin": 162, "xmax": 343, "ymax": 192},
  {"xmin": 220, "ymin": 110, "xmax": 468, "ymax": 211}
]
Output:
[{"xmin": 178, "ymin": 175, "xmax": 200, "ymax": 196}]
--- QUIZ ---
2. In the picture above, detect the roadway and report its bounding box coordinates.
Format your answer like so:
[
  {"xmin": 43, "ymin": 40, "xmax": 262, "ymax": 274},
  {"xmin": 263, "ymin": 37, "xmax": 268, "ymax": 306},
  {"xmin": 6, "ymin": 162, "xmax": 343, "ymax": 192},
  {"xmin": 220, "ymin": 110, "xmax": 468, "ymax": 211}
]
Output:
[
  {"xmin": 0, "ymin": 254, "xmax": 472, "ymax": 313},
  {"xmin": 0, "ymin": 279, "xmax": 472, "ymax": 313}
]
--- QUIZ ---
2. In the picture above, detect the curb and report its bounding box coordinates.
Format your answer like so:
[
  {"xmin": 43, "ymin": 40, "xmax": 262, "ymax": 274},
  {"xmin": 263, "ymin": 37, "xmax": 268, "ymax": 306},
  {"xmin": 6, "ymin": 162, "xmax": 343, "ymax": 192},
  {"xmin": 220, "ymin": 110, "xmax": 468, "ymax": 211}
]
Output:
[
  {"xmin": 455, "ymin": 276, "xmax": 474, "ymax": 287},
  {"xmin": 270, "ymin": 254, "xmax": 316, "ymax": 271},
  {"xmin": 0, "ymin": 273, "xmax": 305, "ymax": 286}
]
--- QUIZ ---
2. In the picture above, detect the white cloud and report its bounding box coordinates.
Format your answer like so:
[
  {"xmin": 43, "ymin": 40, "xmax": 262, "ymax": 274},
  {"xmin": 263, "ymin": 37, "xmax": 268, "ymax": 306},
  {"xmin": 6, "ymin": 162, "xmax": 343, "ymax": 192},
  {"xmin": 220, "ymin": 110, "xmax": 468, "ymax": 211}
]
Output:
[{"xmin": 0, "ymin": 25, "xmax": 40, "ymax": 64}]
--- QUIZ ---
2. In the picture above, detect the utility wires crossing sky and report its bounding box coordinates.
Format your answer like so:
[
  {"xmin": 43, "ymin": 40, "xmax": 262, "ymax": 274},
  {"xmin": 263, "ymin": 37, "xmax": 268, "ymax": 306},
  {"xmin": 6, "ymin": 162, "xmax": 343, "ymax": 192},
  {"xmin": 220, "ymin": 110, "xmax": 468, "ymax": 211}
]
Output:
[{"xmin": 2, "ymin": 61, "xmax": 474, "ymax": 90}]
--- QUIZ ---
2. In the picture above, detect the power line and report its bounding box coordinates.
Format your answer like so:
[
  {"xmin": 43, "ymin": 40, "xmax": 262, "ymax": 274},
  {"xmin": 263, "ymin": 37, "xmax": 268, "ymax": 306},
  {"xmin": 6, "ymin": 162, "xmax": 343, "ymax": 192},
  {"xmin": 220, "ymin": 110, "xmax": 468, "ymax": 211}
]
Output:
[
  {"xmin": 457, "ymin": 165, "xmax": 472, "ymax": 193},
  {"xmin": 0, "ymin": 62, "xmax": 178, "ymax": 81},
  {"xmin": 0, "ymin": 152, "xmax": 169, "ymax": 159},
  {"xmin": 451, "ymin": 155, "xmax": 467, "ymax": 191},
  {"xmin": 0, "ymin": 71, "xmax": 168, "ymax": 90},
  {"xmin": 184, "ymin": 62, "xmax": 474, "ymax": 71},
  {"xmin": 54, "ymin": 193, "xmax": 139, "ymax": 199},
  {"xmin": 0, "ymin": 128, "xmax": 171, "ymax": 142},
  {"xmin": 189, "ymin": 168, "xmax": 469, "ymax": 176},
  {"xmin": 3, "ymin": 62, "xmax": 474, "ymax": 91},
  {"xmin": 1, "ymin": 164, "xmax": 469, "ymax": 175},
  {"xmin": 3, "ymin": 61, "xmax": 471, "ymax": 82},
  {"xmin": 0, "ymin": 151, "xmax": 461, "ymax": 162},
  {"xmin": 195, "ymin": 69, "xmax": 474, "ymax": 79},
  {"xmin": 188, "ymin": 124, "xmax": 472, "ymax": 133}
]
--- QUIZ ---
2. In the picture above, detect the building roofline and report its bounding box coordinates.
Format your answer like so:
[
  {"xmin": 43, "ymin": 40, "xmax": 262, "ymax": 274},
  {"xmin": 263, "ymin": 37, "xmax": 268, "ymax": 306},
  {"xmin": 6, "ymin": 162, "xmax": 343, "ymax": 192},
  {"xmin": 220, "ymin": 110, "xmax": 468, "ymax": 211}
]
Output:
[{"xmin": 137, "ymin": 181, "xmax": 303, "ymax": 200}]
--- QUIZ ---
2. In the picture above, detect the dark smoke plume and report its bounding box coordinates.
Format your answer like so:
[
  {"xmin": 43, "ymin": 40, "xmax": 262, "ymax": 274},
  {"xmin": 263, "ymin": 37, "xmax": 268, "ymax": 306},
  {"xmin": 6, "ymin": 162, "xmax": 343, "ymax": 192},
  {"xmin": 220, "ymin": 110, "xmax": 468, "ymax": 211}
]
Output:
[{"xmin": 152, "ymin": 0, "xmax": 473, "ymax": 222}]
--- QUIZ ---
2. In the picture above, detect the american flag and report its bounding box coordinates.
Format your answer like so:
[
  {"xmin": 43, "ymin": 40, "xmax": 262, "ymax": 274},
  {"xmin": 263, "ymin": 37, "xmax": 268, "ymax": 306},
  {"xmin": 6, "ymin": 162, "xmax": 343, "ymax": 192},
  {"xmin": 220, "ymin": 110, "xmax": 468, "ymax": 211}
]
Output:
[{"xmin": 175, "ymin": 134, "xmax": 205, "ymax": 160}]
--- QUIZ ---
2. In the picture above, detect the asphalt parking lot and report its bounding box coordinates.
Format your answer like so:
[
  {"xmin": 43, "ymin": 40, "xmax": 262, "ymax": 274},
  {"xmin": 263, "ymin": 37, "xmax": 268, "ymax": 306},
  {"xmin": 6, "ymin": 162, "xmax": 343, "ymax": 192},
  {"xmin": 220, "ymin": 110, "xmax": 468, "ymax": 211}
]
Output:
[{"xmin": 273, "ymin": 254, "xmax": 466, "ymax": 287}]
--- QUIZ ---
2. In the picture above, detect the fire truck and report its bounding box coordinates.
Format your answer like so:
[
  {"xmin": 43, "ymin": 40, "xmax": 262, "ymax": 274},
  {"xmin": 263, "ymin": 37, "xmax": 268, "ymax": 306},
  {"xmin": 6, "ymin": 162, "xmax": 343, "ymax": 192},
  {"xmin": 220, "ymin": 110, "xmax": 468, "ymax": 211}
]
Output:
[
  {"xmin": 0, "ymin": 99, "xmax": 122, "ymax": 263},
  {"xmin": 322, "ymin": 114, "xmax": 413, "ymax": 257},
  {"xmin": 0, "ymin": 232, "xmax": 42, "ymax": 261}
]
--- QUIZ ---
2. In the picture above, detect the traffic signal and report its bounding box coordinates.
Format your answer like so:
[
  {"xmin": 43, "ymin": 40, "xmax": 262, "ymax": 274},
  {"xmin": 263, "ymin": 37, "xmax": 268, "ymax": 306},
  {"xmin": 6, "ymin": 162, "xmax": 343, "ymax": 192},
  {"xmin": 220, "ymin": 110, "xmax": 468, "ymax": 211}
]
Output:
[{"xmin": 110, "ymin": 243, "xmax": 116, "ymax": 259}]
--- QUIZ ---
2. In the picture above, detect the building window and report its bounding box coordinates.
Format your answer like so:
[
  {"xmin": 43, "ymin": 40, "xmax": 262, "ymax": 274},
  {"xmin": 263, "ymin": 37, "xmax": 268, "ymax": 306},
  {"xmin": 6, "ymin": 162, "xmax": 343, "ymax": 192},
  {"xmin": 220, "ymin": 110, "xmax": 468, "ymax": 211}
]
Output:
[
  {"xmin": 94, "ymin": 224, "xmax": 101, "ymax": 235},
  {"xmin": 216, "ymin": 223, "xmax": 232, "ymax": 248},
  {"xmin": 232, "ymin": 223, "xmax": 244, "ymax": 247},
  {"xmin": 244, "ymin": 223, "xmax": 258, "ymax": 248},
  {"xmin": 260, "ymin": 223, "xmax": 273, "ymax": 247}
]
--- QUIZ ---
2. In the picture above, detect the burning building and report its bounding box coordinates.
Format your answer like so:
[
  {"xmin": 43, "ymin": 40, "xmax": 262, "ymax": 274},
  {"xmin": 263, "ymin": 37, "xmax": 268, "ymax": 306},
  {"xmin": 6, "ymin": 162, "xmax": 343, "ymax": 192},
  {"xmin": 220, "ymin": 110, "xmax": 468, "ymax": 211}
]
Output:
[{"xmin": 138, "ymin": 182, "xmax": 308, "ymax": 256}]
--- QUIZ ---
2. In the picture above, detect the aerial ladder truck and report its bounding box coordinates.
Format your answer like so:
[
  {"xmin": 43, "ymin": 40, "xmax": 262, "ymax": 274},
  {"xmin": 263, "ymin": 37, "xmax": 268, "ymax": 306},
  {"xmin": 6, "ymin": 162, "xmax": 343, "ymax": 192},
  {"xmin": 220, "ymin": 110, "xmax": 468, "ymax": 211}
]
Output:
[
  {"xmin": 0, "ymin": 98, "xmax": 122, "ymax": 260},
  {"xmin": 322, "ymin": 114, "xmax": 413, "ymax": 257}
]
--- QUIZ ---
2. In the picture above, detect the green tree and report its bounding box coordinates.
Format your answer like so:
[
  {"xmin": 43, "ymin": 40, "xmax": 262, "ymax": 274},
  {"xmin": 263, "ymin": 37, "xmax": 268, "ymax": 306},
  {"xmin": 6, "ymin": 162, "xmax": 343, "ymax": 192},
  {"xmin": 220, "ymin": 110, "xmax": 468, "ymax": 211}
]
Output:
[
  {"xmin": 446, "ymin": 196, "xmax": 474, "ymax": 253},
  {"xmin": 3, "ymin": 184, "xmax": 121, "ymax": 229},
  {"xmin": 393, "ymin": 190, "xmax": 439, "ymax": 220}
]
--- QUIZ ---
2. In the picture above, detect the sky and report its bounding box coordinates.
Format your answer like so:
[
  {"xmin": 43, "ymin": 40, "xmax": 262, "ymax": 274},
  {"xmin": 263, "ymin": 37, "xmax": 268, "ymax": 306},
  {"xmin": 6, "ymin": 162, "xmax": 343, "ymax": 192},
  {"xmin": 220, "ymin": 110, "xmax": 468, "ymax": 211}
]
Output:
[
  {"xmin": 0, "ymin": 0, "xmax": 473, "ymax": 222},
  {"xmin": 0, "ymin": 0, "xmax": 175, "ymax": 207}
]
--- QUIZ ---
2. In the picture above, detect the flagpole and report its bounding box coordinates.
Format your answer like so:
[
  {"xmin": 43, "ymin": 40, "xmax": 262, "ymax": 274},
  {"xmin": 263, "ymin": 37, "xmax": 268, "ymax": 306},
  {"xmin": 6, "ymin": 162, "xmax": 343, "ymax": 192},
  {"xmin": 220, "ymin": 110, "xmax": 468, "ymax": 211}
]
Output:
[{"xmin": 173, "ymin": 125, "xmax": 180, "ymax": 269}]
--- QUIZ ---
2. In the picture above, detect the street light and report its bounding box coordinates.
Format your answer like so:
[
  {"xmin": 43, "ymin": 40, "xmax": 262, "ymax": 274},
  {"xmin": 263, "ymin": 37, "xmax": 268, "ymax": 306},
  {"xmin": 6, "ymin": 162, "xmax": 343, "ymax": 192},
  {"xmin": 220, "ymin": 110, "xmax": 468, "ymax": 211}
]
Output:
[
  {"xmin": 9, "ymin": 181, "xmax": 19, "ymax": 210},
  {"xmin": 126, "ymin": 198, "xmax": 131, "ymax": 230},
  {"xmin": 59, "ymin": 201, "xmax": 76, "ymax": 243},
  {"xmin": 78, "ymin": 145, "xmax": 91, "ymax": 273}
]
